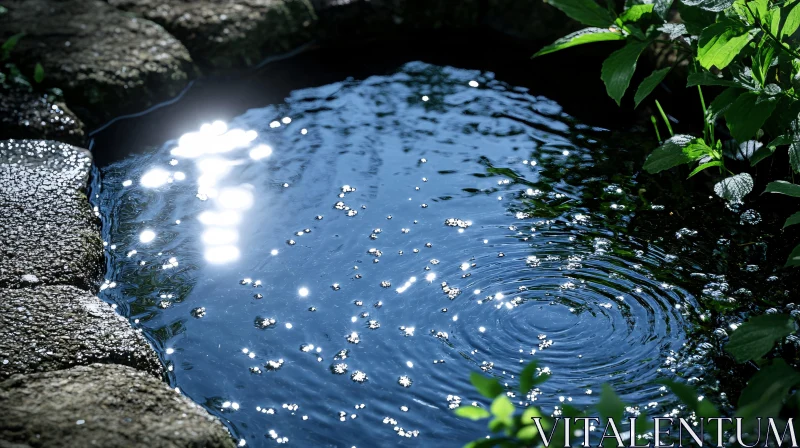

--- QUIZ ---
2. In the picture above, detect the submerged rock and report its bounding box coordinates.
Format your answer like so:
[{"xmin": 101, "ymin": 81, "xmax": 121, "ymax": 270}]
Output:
[
  {"xmin": 0, "ymin": 285, "xmax": 163, "ymax": 380},
  {"xmin": 0, "ymin": 140, "xmax": 102, "ymax": 290},
  {"xmin": 0, "ymin": 0, "xmax": 195, "ymax": 126},
  {"xmin": 0, "ymin": 364, "xmax": 235, "ymax": 448},
  {"xmin": 108, "ymin": 0, "xmax": 317, "ymax": 70},
  {"xmin": 0, "ymin": 85, "xmax": 85, "ymax": 147}
]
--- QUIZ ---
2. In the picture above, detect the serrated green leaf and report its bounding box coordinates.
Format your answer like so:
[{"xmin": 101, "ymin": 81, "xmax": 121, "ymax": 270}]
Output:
[
  {"xmin": 787, "ymin": 244, "xmax": 800, "ymax": 267},
  {"xmin": 470, "ymin": 372, "xmax": 503, "ymax": 398},
  {"xmin": 782, "ymin": 1, "xmax": 800, "ymax": 38},
  {"xmin": 726, "ymin": 314, "xmax": 797, "ymax": 362},
  {"xmin": 534, "ymin": 28, "xmax": 625, "ymax": 57},
  {"xmin": 784, "ymin": 212, "xmax": 800, "ymax": 228},
  {"xmin": 455, "ymin": 405, "xmax": 491, "ymax": 420},
  {"xmin": 33, "ymin": 63, "xmax": 44, "ymax": 83},
  {"xmin": 697, "ymin": 20, "xmax": 758, "ymax": 70},
  {"xmin": 764, "ymin": 180, "xmax": 800, "ymax": 197},
  {"xmin": 688, "ymin": 161, "xmax": 722, "ymax": 178},
  {"xmin": 620, "ymin": 4, "xmax": 654, "ymax": 22},
  {"xmin": 643, "ymin": 135, "xmax": 702, "ymax": 173},
  {"xmin": 543, "ymin": 0, "xmax": 616, "ymax": 27},
  {"xmin": 724, "ymin": 91, "xmax": 778, "ymax": 142},
  {"xmin": 601, "ymin": 40, "xmax": 650, "ymax": 106},
  {"xmin": 687, "ymin": 71, "xmax": 743, "ymax": 88},
  {"xmin": 714, "ymin": 173, "xmax": 754, "ymax": 202},
  {"xmin": 634, "ymin": 67, "xmax": 671, "ymax": 108}
]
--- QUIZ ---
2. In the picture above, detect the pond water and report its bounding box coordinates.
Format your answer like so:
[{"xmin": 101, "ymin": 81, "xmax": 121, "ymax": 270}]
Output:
[{"xmin": 95, "ymin": 62, "xmax": 700, "ymax": 447}]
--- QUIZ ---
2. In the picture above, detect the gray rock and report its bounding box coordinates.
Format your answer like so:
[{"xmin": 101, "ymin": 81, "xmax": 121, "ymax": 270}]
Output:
[
  {"xmin": 108, "ymin": 0, "xmax": 317, "ymax": 70},
  {"xmin": 0, "ymin": 0, "xmax": 195, "ymax": 126},
  {"xmin": 0, "ymin": 85, "xmax": 85, "ymax": 147},
  {"xmin": 0, "ymin": 285, "xmax": 163, "ymax": 380},
  {"xmin": 0, "ymin": 140, "xmax": 102, "ymax": 290},
  {"xmin": 0, "ymin": 364, "xmax": 235, "ymax": 448},
  {"xmin": 486, "ymin": 0, "xmax": 579, "ymax": 42}
]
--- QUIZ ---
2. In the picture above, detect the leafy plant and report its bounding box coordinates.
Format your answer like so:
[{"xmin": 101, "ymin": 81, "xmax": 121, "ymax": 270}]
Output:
[
  {"xmin": 535, "ymin": 0, "xmax": 800, "ymax": 266},
  {"xmin": 1, "ymin": 32, "xmax": 46, "ymax": 88}
]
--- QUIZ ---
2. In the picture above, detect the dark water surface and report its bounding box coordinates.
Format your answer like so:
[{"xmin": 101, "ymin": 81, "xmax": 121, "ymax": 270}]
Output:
[{"xmin": 95, "ymin": 62, "xmax": 701, "ymax": 447}]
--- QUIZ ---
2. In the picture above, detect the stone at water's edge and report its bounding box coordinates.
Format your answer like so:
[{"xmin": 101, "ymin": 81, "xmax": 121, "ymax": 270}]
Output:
[
  {"xmin": 0, "ymin": 285, "xmax": 163, "ymax": 380},
  {"xmin": 0, "ymin": 86, "xmax": 86, "ymax": 147},
  {"xmin": 0, "ymin": 364, "xmax": 236, "ymax": 448},
  {"xmin": 0, "ymin": 0, "xmax": 195, "ymax": 127},
  {"xmin": 0, "ymin": 140, "xmax": 102, "ymax": 290},
  {"xmin": 108, "ymin": 0, "xmax": 318, "ymax": 70}
]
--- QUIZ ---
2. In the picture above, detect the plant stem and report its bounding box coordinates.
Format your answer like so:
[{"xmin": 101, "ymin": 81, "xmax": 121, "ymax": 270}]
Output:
[
  {"xmin": 655, "ymin": 100, "xmax": 674, "ymax": 137},
  {"xmin": 651, "ymin": 115, "xmax": 663, "ymax": 142}
]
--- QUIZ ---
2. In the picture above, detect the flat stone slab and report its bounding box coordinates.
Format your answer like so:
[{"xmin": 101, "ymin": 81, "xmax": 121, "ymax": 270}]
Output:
[
  {"xmin": 1, "ymin": 0, "xmax": 194, "ymax": 126},
  {"xmin": 0, "ymin": 85, "xmax": 85, "ymax": 147},
  {"xmin": 0, "ymin": 285, "xmax": 162, "ymax": 380},
  {"xmin": 0, "ymin": 140, "xmax": 103, "ymax": 290},
  {"xmin": 0, "ymin": 364, "xmax": 235, "ymax": 448},
  {"xmin": 108, "ymin": 0, "xmax": 317, "ymax": 70}
]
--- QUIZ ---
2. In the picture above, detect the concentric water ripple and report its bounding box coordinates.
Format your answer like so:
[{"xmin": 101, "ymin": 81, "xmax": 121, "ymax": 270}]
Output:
[{"xmin": 96, "ymin": 62, "xmax": 696, "ymax": 447}]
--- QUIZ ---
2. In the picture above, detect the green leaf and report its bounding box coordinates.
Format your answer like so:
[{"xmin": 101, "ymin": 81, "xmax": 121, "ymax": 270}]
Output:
[
  {"xmin": 752, "ymin": 40, "xmax": 776, "ymax": 87},
  {"xmin": 455, "ymin": 405, "xmax": 491, "ymax": 420},
  {"xmin": 634, "ymin": 67, "xmax": 671, "ymax": 108},
  {"xmin": 790, "ymin": 141, "xmax": 800, "ymax": 173},
  {"xmin": 787, "ymin": 244, "xmax": 800, "ymax": 267},
  {"xmin": 517, "ymin": 425, "xmax": 540, "ymax": 441},
  {"xmin": 534, "ymin": 28, "xmax": 625, "ymax": 57},
  {"xmin": 33, "ymin": 63, "xmax": 44, "ymax": 84},
  {"xmin": 519, "ymin": 361, "xmax": 548, "ymax": 395},
  {"xmin": 521, "ymin": 407, "xmax": 545, "ymax": 424},
  {"xmin": 784, "ymin": 212, "xmax": 800, "ymax": 228},
  {"xmin": 713, "ymin": 173, "xmax": 754, "ymax": 202},
  {"xmin": 658, "ymin": 379, "xmax": 720, "ymax": 418},
  {"xmin": 654, "ymin": 0, "xmax": 674, "ymax": 18},
  {"xmin": 620, "ymin": 4, "xmax": 654, "ymax": 22},
  {"xmin": 490, "ymin": 395, "xmax": 515, "ymax": 421},
  {"xmin": 697, "ymin": 20, "xmax": 758, "ymax": 70},
  {"xmin": 764, "ymin": 180, "xmax": 800, "ymax": 197},
  {"xmin": 688, "ymin": 161, "xmax": 722, "ymax": 178},
  {"xmin": 643, "ymin": 135, "xmax": 702, "ymax": 173},
  {"xmin": 687, "ymin": 71, "xmax": 742, "ymax": 88},
  {"xmin": 737, "ymin": 359, "xmax": 800, "ymax": 421},
  {"xmin": 1, "ymin": 32, "xmax": 24, "ymax": 60},
  {"xmin": 681, "ymin": 0, "xmax": 735, "ymax": 12},
  {"xmin": 470, "ymin": 372, "xmax": 503, "ymax": 398},
  {"xmin": 596, "ymin": 384, "xmax": 625, "ymax": 422},
  {"xmin": 601, "ymin": 40, "xmax": 650, "ymax": 106},
  {"xmin": 0, "ymin": 6, "xmax": 7, "ymax": 15},
  {"xmin": 543, "ymin": 0, "xmax": 616, "ymax": 27},
  {"xmin": 707, "ymin": 87, "xmax": 743, "ymax": 122},
  {"xmin": 782, "ymin": 1, "xmax": 800, "ymax": 38},
  {"xmin": 726, "ymin": 314, "xmax": 797, "ymax": 362},
  {"xmin": 724, "ymin": 91, "xmax": 778, "ymax": 142}
]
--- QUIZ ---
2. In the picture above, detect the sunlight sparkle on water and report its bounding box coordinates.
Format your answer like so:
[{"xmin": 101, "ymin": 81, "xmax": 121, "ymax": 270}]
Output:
[
  {"xmin": 139, "ymin": 229, "xmax": 156, "ymax": 243},
  {"xmin": 298, "ymin": 287, "xmax": 309, "ymax": 297}
]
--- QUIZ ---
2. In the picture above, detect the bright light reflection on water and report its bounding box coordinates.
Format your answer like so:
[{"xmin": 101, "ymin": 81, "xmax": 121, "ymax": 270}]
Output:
[{"xmin": 97, "ymin": 62, "xmax": 699, "ymax": 447}]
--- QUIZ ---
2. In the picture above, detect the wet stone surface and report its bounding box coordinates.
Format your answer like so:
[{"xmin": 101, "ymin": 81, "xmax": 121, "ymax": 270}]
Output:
[
  {"xmin": 108, "ymin": 0, "xmax": 317, "ymax": 70},
  {"xmin": 0, "ymin": 0, "xmax": 194, "ymax": 126},
  {"xmin": 0, "ymin": 363, "xmax": 235, "ymax": 448},
  {"xmin": 0, "ymin": 85, "xmax": 86, "ymax": 147},
  {"xmin": 0, "ymin": 285, "xmax": 163, "ymax": 380},
  {"xmin": 0, "ymin": 140, "xmax": 103, "ymax": 290}
]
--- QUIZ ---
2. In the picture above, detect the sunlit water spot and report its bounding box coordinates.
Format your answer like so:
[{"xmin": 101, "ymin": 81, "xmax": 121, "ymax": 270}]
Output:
[{"xmin": 97, "ymin": 62, "xmax": 697, "ymax": 447}]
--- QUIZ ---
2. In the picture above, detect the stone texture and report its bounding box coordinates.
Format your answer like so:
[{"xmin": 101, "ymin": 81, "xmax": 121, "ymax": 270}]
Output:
[
  {"xmin": 0, "ymin": 140, "xmax": 102, "ymax": 290},
  {"xmin": 486, "ymin": 0, "xmax": 580, "ymax": 42},
  {"xmin": 0, "ymin": 285, "xmax": 163, "ymax": 380},
  {"xmin": 0, "ymin": 0, "xmax": 195, "ymax": 126},
  {"xmin": 108, "ymin": 0, "xmax": 317, "ymax": 70},
  {"xmin": 0, "ymin": 364, "xmax": 235, "ymax": 448},
  {"xmin": 0, "ymin": 85, "xmax": 85, "ymax": 147}
]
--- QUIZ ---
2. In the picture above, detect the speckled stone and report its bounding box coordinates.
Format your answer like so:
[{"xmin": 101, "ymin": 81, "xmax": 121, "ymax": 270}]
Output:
[
  {"xmin": 0, "ymin": 85, "xmax": 85, "ymax": 147},
  {"xmin": 108, "ymin": 0, "xmax": 317, "ymax": 70},
  {"xmin": 0, "ymin": 364, "xmax": 236, "ymax": 448},
  {"xmin": 0, "ymin": 140, "xmax": 102, "ymax": 290},
  {"xmin": 0, "ymin": 286, "xmax": 163, "ymax": 380},
  {"xmin": 0, "ymin": 0, "xmax": 195, "ymax": 126}
]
